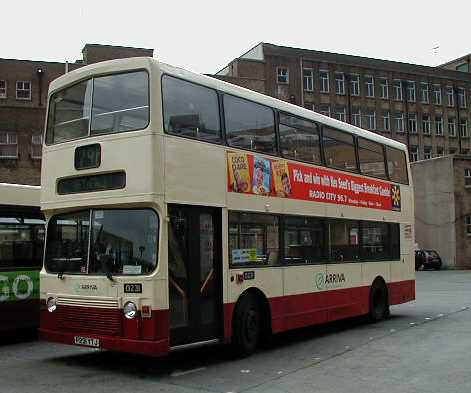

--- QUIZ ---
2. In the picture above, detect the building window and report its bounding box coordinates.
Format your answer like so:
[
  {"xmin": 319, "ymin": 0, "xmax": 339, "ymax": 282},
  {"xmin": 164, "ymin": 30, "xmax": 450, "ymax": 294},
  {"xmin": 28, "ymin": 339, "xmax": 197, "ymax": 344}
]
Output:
[
  {"xmin": 317, "ymin": 104, "xmax": 331, "ymax": 117},
  {"xmin": 407, "ymin": 81, "xmax": 416, "ymax": 102},
  {"xmin": 408, "ymin": 113, "xmax": 417, "ymax": 134},
  {"xmin": 460, "ymin": 119, "xmax": 468, "ymax": 137},
  {"xmin": 352, "ymin": 107, "xmax": 361, "ymax": 127},
  {"xmin": 457, "ymin": 63, "xmax": 469, "ymax": 72},
  {"xmin": 365, "ymin": 76, "xmax": 374, "ymax": 98},
  {"xmin": 395, "ymin": 112, "xmax": 404, "ymax": 133},
  {"xmin": 458, "ymin": 88, "xmax": 467, "ymax": 108},
  {"xmin": 436, "ymin": 147, "xmax": 444, "ymax": 157},
  {"xmin": 393, "ymin": 80, "xmax": 402, "ymax": 100},
  {"xmin": 446, "ymin": 86, "xmax": 455, "ymax": 107},
  {"xmin": 31, "ymin": 134, "xmax": 42, "ymax": 159},
  {"xmin": 424, "ymin": 147, "xmax": 432, "ymax": 160},
  {"xmin": 303, "ymin": 68, "xmax": 313, "ymax": 91},
  {"xmin": 304, "ymin": 102, "xmax": 314, "ymax": 111},
  {"xmin": 379, "ymin": 78, "xmax": 388, "ymax": 99},
  {"xmin": 448, "ymin": 118, "xmax": 456, "ymax": 137},
  {"xmin": 365, "ymin": 110, "xmax": 376, "ymax": 130},
  {"xmin": 320, "ymin": 70, "xmax": 330, "ymax": 93},
  {"xmin": 463, "ymin": 149, "xmax": 470, "ymax": 155},
  {"xmin": 422, "ymin": 115, "xmax": 431, "ymax": 135},
  {"xmin": 351, "ymin": 74, "xmax": 360, "ymax": 96},
  {"xmin": 435, "ymin": 115, "xmax": 443, "ymax": 136},
  {"xmin": 277, "ymin": 67, "xmax": 289, "ymax": 84},
  {"xmin": 16, "ymin": 81, "xmax": 31, "ymax": 100},
  {"xmin": 433, "ymin": 84, "xmax": 442, "ymax": 105},
  {"xmin": 465, "ymin": 169, "xmax": 471, "ymax": 187},
  {"xmin": 0, "ymin": 132, "xmax": 18, "ymax": 159},
  {"xmin": 449, "ymin": 147, "xmax": 457, "ymax": 155},
  {"xmin": 410, "ymin": 145, "xmax": 419, "ymax": 162},
  {"xmin": 382, "ymin": 111, "xmax": 390, "ymax": 131},
  {"xmin": 333, "ymin": 106, "xmax": 346, "ymax": 122},
  {"xmin": 465, "ymin": 215, "xmax": 471, "ymax": 236},
  {"xmin": 420, "ymin": 82, "xmax": 429, "ymax": 104},
  {"xmin": 335, "ymin": 73, "xmax": 345, "ymax": 95},
  {"xmin": 0, "ymin": 80, "xmax": 6, "ymax": 99}
]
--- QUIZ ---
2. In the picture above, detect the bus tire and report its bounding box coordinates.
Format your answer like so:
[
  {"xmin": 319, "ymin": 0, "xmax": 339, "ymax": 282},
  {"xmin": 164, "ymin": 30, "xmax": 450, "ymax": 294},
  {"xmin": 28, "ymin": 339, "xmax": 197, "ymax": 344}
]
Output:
[
  {"xmin": 232, "ymin": 294, "xmax": 261, "ymax": 357},
  {"xmin": 369, "ymin": 279, "xmax": 390, "ymax": 322}
]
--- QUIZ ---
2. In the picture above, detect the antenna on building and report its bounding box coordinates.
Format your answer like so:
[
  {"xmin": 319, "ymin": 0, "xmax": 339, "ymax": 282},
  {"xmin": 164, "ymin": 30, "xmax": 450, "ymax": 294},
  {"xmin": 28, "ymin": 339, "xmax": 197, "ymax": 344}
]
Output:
[{"xmin": 431, "ymin": 46, "xmax": 440, "ymax": 55}]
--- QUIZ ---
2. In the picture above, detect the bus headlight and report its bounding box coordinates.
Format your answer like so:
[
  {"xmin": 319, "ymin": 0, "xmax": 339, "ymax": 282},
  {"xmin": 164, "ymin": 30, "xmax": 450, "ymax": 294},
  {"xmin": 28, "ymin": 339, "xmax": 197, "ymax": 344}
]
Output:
[
  {"xmin": 47, "ymin": 297, "xmax": 57, "ymax": 313},
  {"xmin": 123, "ymin": 301, "xmax": 137, "ymax": 319}
]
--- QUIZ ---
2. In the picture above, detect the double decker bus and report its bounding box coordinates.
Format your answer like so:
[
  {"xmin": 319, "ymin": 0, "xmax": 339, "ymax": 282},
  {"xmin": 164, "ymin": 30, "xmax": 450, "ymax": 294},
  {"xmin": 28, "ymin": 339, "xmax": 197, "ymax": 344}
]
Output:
[
  {"xmin": 39, "ymin": 58, "xmax": 414, "ymax": 357},
  {"xmin": 0, "ymin": 183, "xmax": 44, "ymax": 332}
]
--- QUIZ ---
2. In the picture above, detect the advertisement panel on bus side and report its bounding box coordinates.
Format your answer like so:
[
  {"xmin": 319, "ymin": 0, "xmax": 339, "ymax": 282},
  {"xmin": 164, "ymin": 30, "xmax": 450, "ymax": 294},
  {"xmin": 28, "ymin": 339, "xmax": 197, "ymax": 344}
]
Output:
[{"xmin": 227, "ymin": 152, "xmax": 401, "ymax": 212}]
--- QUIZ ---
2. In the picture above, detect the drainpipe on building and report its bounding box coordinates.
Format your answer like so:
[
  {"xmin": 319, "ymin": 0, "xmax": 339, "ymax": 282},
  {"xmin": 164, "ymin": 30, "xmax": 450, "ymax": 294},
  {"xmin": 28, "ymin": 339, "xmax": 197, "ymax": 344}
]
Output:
[
  {"xmin": 300, "ymin": 57, "xmax": 304, "ymax": 108},
  {"xmin": 454, "ymin": 86, "xmax": 462, "ymax": 153},
  {"xmin": 345, "ymin": 74, "xmax": 352, "ymax": 124},
  {"xmin": 402, "ymin": 80, "xmax": 411, "ymax": 151}
]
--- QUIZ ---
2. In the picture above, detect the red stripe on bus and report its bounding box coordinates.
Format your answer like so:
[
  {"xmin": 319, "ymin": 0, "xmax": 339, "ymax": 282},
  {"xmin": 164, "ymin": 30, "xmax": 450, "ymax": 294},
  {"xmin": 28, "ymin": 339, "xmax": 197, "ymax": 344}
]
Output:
[
  {"xmin": 224, "ymin": 279, "xmax": 415, "ymax": 341},
  {"xmin": 40, "ymin": 280, "xmax": 414, "ymax": 356}
]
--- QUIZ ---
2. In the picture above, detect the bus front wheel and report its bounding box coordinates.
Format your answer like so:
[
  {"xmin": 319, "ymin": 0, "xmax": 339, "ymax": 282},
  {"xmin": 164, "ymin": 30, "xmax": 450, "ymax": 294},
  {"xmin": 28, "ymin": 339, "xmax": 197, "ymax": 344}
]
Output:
[
  {"xmin": 369, "ymin": 279, "xmax": 390, "ymax": 322},
  {"xmin": 232, "ymin": 294, "xmax": 261, "ymax": 357}
]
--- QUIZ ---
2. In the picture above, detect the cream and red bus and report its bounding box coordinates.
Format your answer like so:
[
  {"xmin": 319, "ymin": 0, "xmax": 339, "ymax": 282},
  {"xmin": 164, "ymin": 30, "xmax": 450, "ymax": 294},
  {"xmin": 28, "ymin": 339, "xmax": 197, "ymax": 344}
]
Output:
[
  {"xmin": 39, "ymin": 57, "xmax": 414, "ymax": 357},
  {"xmin": 0, "ymin": 183, "xmax": 44, "ymax": 332}
]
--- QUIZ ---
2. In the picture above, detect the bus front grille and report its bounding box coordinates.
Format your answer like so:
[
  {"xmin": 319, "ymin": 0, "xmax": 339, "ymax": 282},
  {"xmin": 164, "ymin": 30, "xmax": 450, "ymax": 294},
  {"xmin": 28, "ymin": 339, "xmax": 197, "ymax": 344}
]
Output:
[{"xmin": 56, "ymin": 296, "xmax": 121, "ymax": 336}]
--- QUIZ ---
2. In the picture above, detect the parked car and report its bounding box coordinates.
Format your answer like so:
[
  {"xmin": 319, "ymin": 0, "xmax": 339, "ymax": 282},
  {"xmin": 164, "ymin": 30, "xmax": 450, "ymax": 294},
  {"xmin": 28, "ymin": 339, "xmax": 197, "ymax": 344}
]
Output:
[{"xmin": 415, "ymin": 249, "xmax": 442, "ymax": 270}]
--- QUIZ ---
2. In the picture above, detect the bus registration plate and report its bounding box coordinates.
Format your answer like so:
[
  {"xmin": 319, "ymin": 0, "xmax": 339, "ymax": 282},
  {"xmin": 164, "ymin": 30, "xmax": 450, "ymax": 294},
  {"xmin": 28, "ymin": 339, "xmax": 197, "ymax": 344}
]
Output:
[{"xmin": 74, "ymin": 336, "xmax": 100, "ymax": 348}]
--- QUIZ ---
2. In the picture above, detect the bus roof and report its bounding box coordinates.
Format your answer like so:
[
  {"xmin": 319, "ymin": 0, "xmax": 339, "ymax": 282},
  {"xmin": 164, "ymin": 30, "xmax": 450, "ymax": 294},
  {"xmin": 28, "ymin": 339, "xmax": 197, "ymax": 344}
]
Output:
[
  {"xmin": 0, "ymin": 183, "xmax": 40, "ymax": 207},
  {"xmin": 48, "ymin": 57, "xmax": 407, "ymax": 152}
]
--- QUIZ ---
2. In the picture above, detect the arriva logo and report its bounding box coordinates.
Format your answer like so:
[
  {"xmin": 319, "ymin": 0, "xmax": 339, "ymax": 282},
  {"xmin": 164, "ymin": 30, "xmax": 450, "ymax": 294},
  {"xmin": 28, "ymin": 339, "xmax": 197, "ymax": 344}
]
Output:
[
  {"xmin": 315, "ymin": 273, "xmax": 325, "ymax": 290},
  {"xmin": 315, "ymin": 272, "xmax": 346, "ymax": 290},
  {"xmin": 0, "ymin": 274, "xmax": 35, "ymax": 302}
]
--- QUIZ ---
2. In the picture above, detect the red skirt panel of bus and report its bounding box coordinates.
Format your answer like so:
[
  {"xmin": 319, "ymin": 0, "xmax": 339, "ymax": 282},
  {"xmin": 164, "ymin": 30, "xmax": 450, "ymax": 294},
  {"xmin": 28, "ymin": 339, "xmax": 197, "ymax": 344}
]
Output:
[
  {"xmin": 223, "ymin": 279, "xmax": 415, "ymax": 342},
  {"xmin": 39, "ymin": 328, "xmax": 169, "ymax": 357},
  {"xmin": 40, "ymin": 305, "xmax": 170, "ymax": 357}
]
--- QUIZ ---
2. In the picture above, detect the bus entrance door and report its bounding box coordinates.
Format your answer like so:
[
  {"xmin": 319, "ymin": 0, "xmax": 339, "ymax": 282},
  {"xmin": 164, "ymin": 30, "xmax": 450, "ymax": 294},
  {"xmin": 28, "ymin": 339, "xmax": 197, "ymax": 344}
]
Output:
[{"xmin": 168, "ymin": 205, "xmax": 222, "ymax": 346}]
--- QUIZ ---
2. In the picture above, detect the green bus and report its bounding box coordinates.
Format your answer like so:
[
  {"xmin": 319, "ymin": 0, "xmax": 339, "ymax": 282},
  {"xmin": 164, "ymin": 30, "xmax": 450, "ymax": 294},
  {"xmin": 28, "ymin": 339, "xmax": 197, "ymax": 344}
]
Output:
[{"xmin": 0, "ymin": 183, "xmax": 44, "ymax": 332}]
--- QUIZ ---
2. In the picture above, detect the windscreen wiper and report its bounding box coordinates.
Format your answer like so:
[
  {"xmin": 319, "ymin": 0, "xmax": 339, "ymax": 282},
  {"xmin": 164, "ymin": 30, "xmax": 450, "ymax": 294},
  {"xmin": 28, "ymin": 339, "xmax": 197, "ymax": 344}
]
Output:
[
  {"xmin": 57, "ymin": 257, "xmax": 65, "ymax": 280},
  {"xmin": 101, "ymin": 257, "xmax": 114, "ymax": 282}
]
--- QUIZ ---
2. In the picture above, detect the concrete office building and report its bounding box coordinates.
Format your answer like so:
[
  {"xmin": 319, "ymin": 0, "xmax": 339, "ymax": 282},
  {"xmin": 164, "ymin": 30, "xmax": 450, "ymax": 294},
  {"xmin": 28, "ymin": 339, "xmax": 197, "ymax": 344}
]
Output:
[
  {"xmin": 215, "ymin": 43, "xmax": 471, "ymax": 164},
  {"xmin": 0, "ymin": 44, "xmax": 153, "ymax": 185},
  {"xmin": 412, "ymin": 155, "xmax": 471, "ymax": 269}
]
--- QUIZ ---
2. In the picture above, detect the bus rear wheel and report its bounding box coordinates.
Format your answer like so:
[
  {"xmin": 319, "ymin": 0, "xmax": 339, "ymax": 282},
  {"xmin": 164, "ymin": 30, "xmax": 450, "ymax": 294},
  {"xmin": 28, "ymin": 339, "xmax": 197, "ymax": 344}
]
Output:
[
  {"xmin": 369, "ymin": 279, "xmax": 390, "ymax": 322},
  {"xmin": 232, "ymin": 294, "xmax": 261, "ymax": 357}
]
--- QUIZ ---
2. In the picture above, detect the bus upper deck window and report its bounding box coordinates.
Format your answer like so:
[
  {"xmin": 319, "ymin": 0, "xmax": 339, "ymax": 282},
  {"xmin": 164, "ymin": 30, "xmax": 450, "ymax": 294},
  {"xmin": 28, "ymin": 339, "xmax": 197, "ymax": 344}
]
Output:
[
  {"xmin": 46, "ymin": 71, "xmax": 149, "ymax": 144},
  {"xmin": 46, "ymin": 80, "xmax": 92, "ymax": 144},
  {"xmin": 91, "ymin": 71, "xmax": 149, "ymax": 135}
]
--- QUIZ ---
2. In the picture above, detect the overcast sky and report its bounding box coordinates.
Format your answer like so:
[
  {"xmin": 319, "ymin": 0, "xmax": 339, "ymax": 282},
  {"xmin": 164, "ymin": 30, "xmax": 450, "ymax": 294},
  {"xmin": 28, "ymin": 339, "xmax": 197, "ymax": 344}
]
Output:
[{"xmin": 5, "ymin": 0, "xmax": 471, "ymax": 74}]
